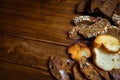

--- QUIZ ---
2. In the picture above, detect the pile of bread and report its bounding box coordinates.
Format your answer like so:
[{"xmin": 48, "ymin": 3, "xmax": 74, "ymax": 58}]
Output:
[
  {"xmin": 49, "ymin": 0, "xmax": 120, "ymax": 79},
  {"xmin": 68, "ymin": 34, "xmax": 120, "ymax": 80}
]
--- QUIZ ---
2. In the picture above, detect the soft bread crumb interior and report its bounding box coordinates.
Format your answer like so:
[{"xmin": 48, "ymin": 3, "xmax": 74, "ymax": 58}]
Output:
[{"xmin": 94, "ymin": 48, "xmax": 120, "ymax": 71}]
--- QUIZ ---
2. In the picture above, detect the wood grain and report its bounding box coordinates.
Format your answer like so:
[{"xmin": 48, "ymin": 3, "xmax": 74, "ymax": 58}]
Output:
[
  {"xmin": 0, "ymin": 61, "xmax": 55, "ymax": 80},
  {"xmin": 0, "ymin": 0, "xmax": 80, "ymax": 46},
  {"xmin": 0, "ymin": 0, "xmax": 80, "ymax": 79},
  {"xmin": 0, "ymin": 34, "xmax": 69, "ymax": 69},
  {"xmin": 0, "ymin": 34, "xmax": 70, "ymax": 79}
]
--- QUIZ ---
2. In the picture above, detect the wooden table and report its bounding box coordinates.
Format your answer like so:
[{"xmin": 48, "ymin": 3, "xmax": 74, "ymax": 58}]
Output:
[{"xmin": 0, "ymin": 0, "xmax": 80, "ymax": 80}]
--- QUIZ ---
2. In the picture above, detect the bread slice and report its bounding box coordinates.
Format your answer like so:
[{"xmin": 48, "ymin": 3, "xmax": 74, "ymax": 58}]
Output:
[
  {"xmin": 106, "ymin": 26, "xmax": 120, "ymax": 39},
  {"xmin": 68, "ymin": 43, "xmax": 91, "ymax": 61},
  {"xmin": 79, "ymin": 56, "xmax": 102, "ymax": 80},
  {"xmin": 109, "ymin": 69, "xmax": 120, "ymax": 80},
  {"xmin": 93, "ymin": 48, "xmax": 120, "ymax": 71},
  {"xmin": 73, "ymin": 64, "xmax": 87, "ymax": 80},
  {"xmin": 94, "ymin": 34, "xmax": 120, "ymax": 53}
]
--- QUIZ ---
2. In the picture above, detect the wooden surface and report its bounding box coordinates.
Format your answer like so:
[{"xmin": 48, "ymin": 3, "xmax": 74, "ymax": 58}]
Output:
[{"xmin": 0, "ymin": 0, "xmax": 80, "ymax": 80}]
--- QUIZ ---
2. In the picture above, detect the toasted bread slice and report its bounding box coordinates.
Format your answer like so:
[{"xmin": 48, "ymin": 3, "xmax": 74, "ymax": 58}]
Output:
[
  {"xmin": 92, "ymin": 63, "xmax": 110, "ymax": 80},
  {"xmin": 93, "ymin": 48, "xmax": 120, "ymax": 71},
  {"xmin": 94, "ymin": 34, "xmax": 120, "ymax": 53},
  {"xmin": 68, "ymin": 43, "xmax": 91, "ymax": 61},
  {"xmin": 79, "ymin": 56, "xmax": 102, "ymax": 80},
  {"xmin": 73, "ymin": 64, "xmax": 87, "ymax": 80}
]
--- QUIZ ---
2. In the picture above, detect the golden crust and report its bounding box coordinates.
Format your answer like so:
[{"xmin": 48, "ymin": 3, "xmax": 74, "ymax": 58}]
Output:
[
  {"xmin": 93, "ymin": 34, "xmax": 120, "ymax": 53},
  {"xmin": 68, "ymin": 43, "xmax": 91, "ymax": 61}
]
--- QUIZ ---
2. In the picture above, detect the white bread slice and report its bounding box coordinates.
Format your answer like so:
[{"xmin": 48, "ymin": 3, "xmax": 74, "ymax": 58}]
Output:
[
  {"xmin": 94, "ymin": 34, "xmax": 120, "ymax": 53},
  {"xmin": 93, "ymin": 48, "xmax": 120, "ymax": 71},
  {"xmin": 68, "ymin": 43, "xmax": 91, "ymax": 61}
]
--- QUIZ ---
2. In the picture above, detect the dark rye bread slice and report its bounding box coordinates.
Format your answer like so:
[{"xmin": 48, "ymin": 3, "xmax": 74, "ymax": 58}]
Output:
[
  {"xmin": 91, "ymin": 0, "xmax": 107, "ymax": 12},
  {"xmin": 99, "ymin": 0, "xmax": 118, "ymax": 17},
  {"xmin": 77, "ymin": 0, "xmax": 89, "ymax": 13},
  {"xmin": 114, "ymin": 3, "xmax": 120, "ymax": 15}
]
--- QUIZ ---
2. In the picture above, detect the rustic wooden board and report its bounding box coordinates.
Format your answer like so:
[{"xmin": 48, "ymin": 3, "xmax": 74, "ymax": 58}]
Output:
[
  {"xmin": 0, "ymin": 34, "xmax": 70, "ymax": 79},
  {"xmin": 0, "ymin": 61, "xmax": 55, "ymax": 80},
  {"xmin": 0, "ymin": 35, "xmax": 69, "ymax": 69},
  {"xmin": 0, "ymin": 0, "xmax": 81, "ymax": 79},
  {"xmin": 0, "ymin": 0, "xmax": 80, "ymax": 46}
]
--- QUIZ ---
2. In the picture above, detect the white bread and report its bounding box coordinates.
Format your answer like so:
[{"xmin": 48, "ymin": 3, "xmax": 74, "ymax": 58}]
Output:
[
  {"xmin": 93, "ymin": 48, "xmax": 120, "ymax": 71},
  {"xmin": 68, "ymin": 43, "xmax": 91, "ymax": 61},
  {"xmin": 94, "ymin": 34, "xmax": 120, "ymax": 53}
]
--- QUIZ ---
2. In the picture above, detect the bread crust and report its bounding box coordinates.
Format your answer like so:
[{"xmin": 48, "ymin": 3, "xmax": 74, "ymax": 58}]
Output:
[
  {"xmin": 73, "ymin": 64, "xmax": 87, "ymax": 80},
  {"xmin": 68, "ymin": 43, "xmax": 91, "ymax": 61},
  {"xmin": 79, "ymin": 56, "xmax": 102, "ymax": 80},
  {"xmin": 93, "ymin": 34, "xmax": 120, "ymax": 53},
  {"xmin": 91, "ymin": 62, "xmax": 110, "ymax": 80},
  {"xmin": 93, "ymin": 47, "xmax": 120, "ymax": 71}
]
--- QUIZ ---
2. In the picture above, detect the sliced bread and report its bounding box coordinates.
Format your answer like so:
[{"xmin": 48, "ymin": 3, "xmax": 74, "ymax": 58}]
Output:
[
  {"xmin": 94, "ymin": 34, "xmax": 120, "ymax": 53},
  {"xmin": 93, "ymin": 48, "xmax": 120, "ymax": 71},
  {"xmin": 68, "ymin": 43, "xmax": 91, "ymax": 61}
]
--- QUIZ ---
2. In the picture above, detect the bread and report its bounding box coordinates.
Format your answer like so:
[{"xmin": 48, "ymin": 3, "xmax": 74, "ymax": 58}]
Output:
[
  {"xmin": 93, "ymin": 48, "xmax": 120, "ymax": 71},
  {"xmin": 68, "ymin": 43, "xmax": 91, "ymax": 61},
  {"xmin": 109, "ymin": 69, "xmax": 120, "ymax": 80},
  {"xmin": 73, "ymin": 64, "xmax": 87, "ymax": 80},
  {"xmin": 79, "ymin": 19, "xmax": 110, "ymax": 38},
  {"xmin": 79, "ymin": 56, "xmax": 102, "ymax": 80},
  {"xmin": 106, "ymin": 26, "xmax": 120, "ymax": 39},
  {"xmin": 94, "ymin": 34, "xmax": 120, "ymax": 53},
  {"xmin": 90, "ymin": 0, "xmax": 104, "ymax": 12},
  {"xmin": 49, "ymin": 56, "xmax": 70, "ymax": 80},
  {"xmin": 99, "ymin": 0, "xmax": 118, "ymax": 17},
  {"xmin": 92, "ymin": 63, "xmax": 110, "ymax": 80},
  {"xmin": 93, "ymin": 34, "xmax": 120, "ymax": 71}
]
